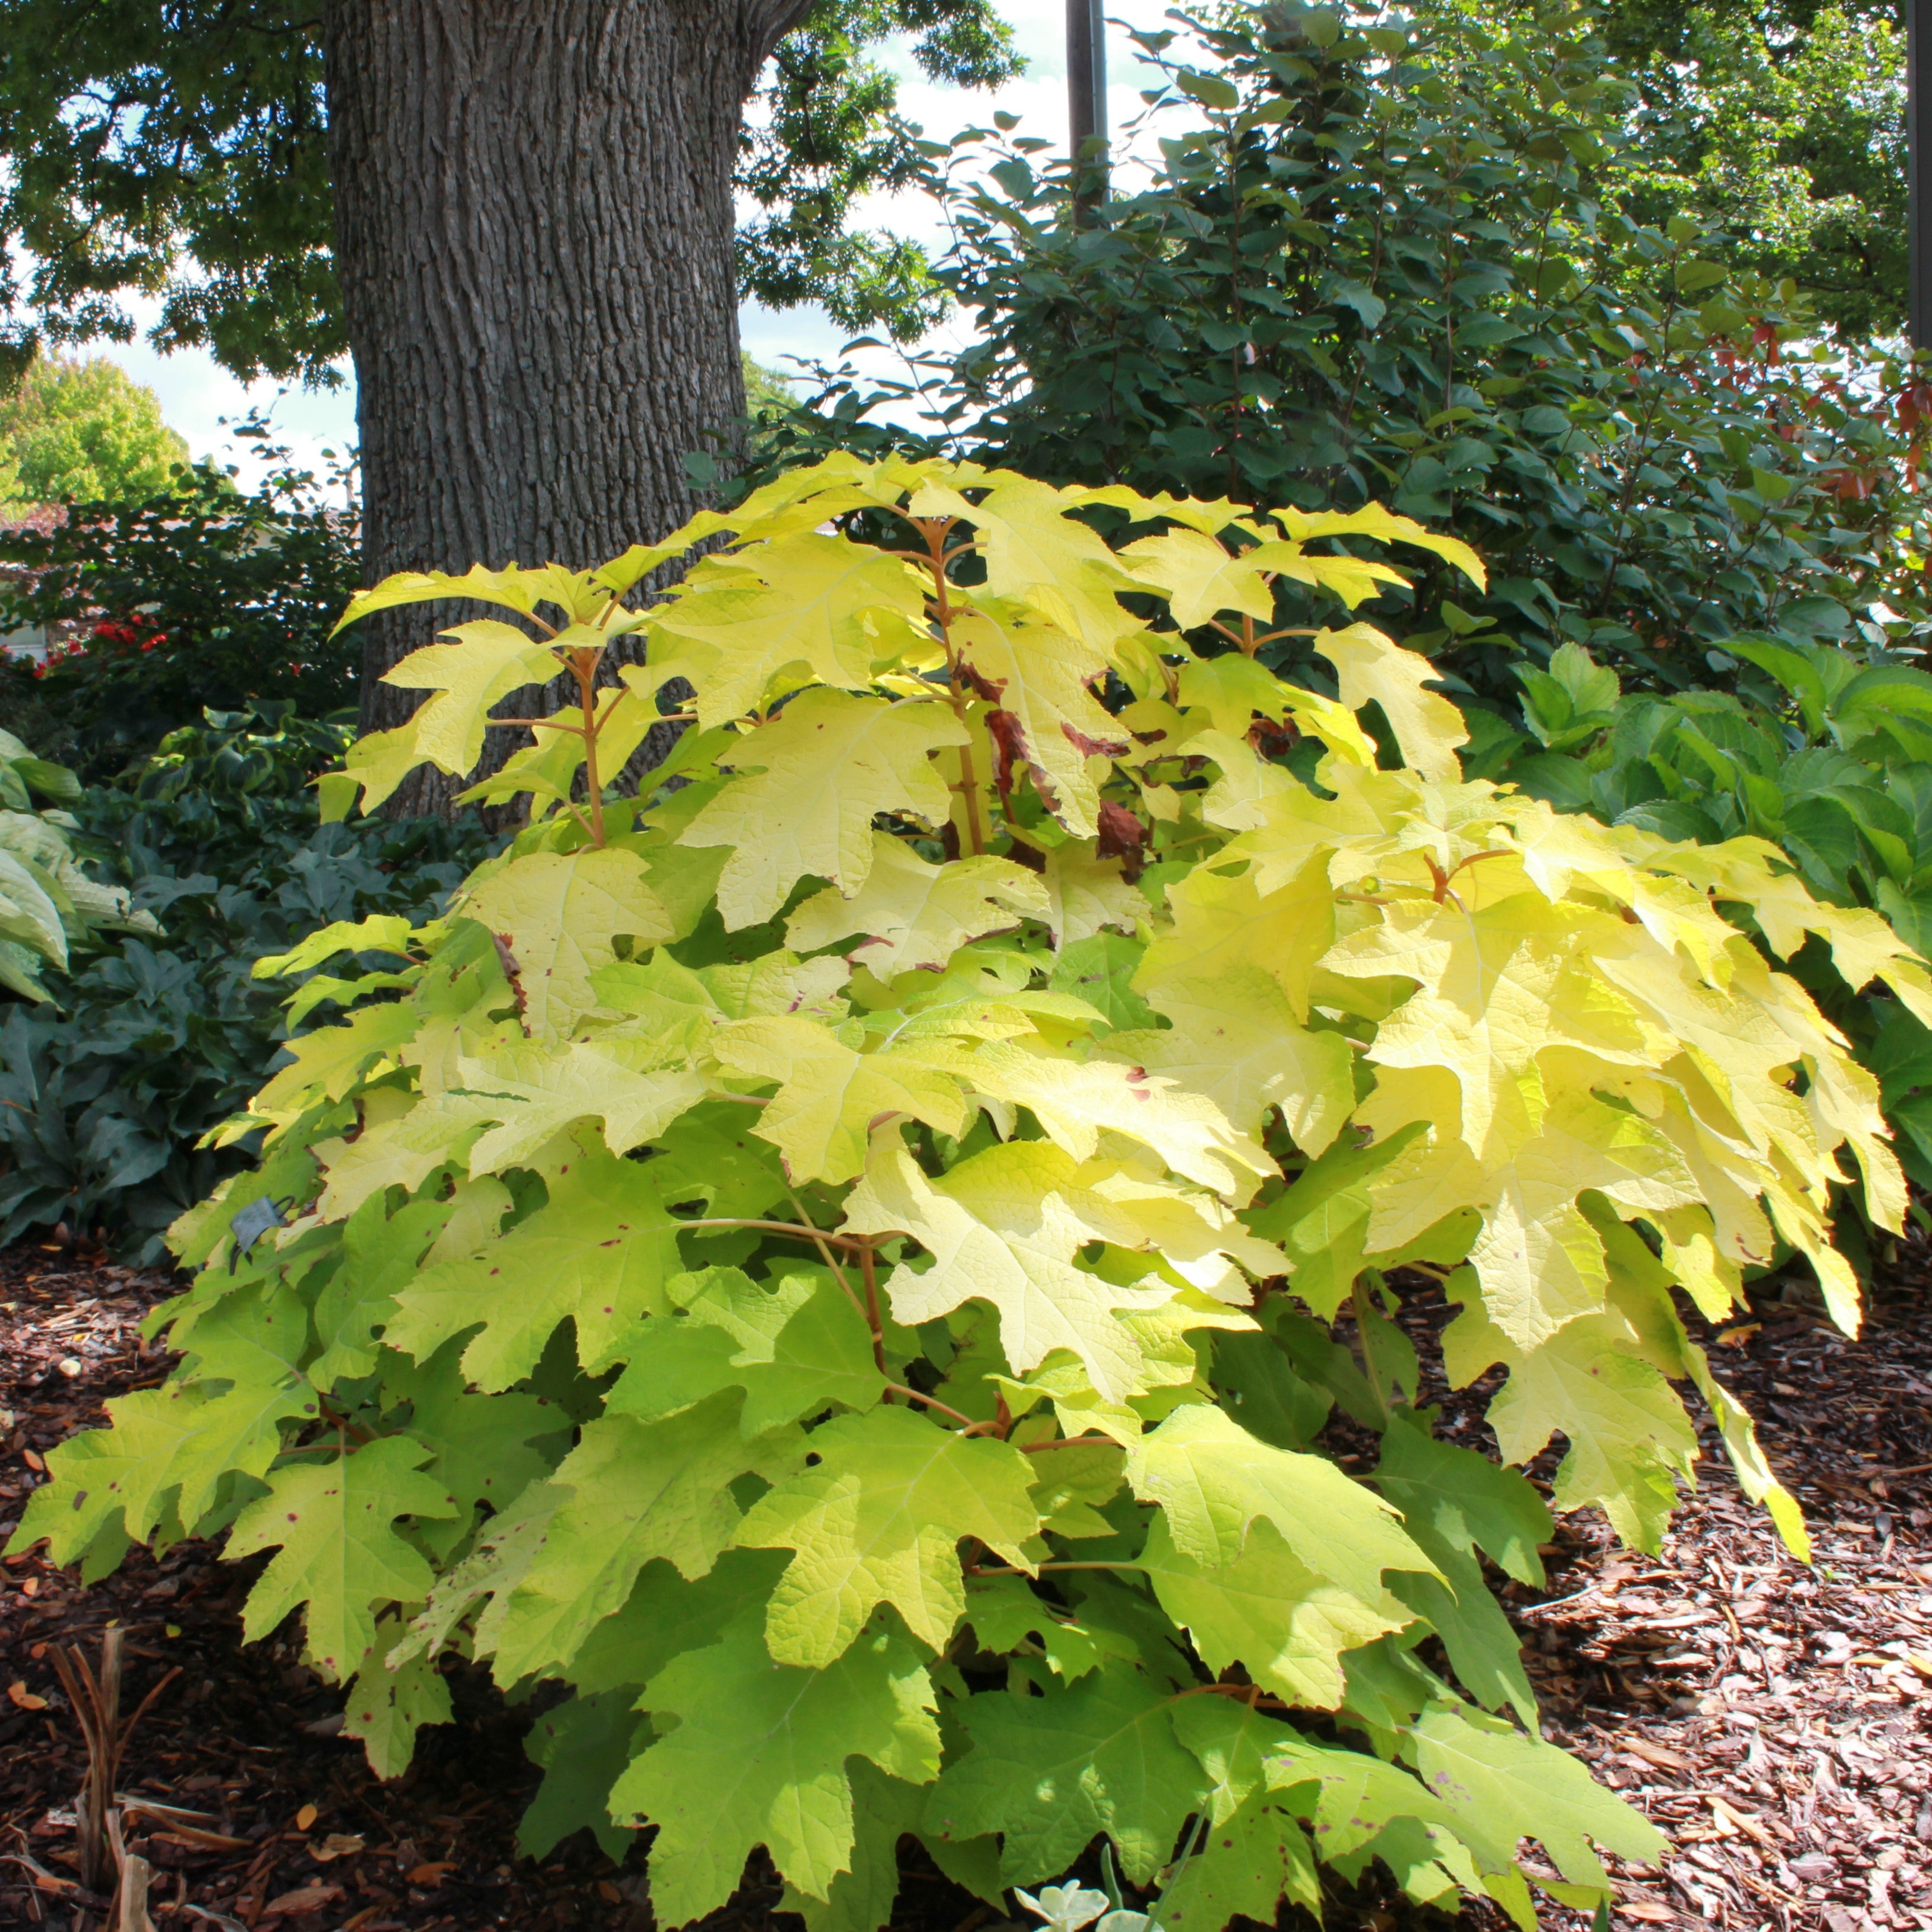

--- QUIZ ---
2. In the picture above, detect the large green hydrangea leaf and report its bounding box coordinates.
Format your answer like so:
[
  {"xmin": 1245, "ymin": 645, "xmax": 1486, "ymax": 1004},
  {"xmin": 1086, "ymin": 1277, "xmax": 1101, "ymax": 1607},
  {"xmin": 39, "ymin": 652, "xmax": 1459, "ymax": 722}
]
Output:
[
  {"xmin": 612, "ymin": 1611, "xmax": 940, "ymax": 1925},
  {"xmin": 736, "ymin": 1404, "xmax": 1040, "ymax": 1665}
]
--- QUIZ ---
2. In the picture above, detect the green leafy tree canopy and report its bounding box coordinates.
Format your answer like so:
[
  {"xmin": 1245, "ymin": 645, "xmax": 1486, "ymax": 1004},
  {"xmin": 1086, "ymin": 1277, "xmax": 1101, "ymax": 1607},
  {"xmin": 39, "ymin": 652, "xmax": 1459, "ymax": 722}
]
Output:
[
  {"xmin": 0, "ymin": 0, "xmax": 1019, "ymax": 388},
  {"xmin": 0, "ymin": 355, "xmax": 190, "ymax": 509}
]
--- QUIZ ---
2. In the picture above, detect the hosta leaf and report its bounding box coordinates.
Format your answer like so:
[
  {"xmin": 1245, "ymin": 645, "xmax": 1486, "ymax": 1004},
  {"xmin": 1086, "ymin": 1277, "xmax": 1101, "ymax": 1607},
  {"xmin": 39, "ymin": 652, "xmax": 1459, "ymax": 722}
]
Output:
[
  {"xmin": 930, "ymin": 1660, "xmax": 1205, "ymax": 1886},
  {"xmin": 488, "ymin": 1393, "xmax": 798, "ymax": 1683},
  {"xmin": 787, "ymin": 832, "xmax": 1048, "ymax": 977},
  {"xmin": 1126, "ymin": 1404, "xmax": 1432, "ymax": 1598},
  {"xmin": 613, "ymin": 1612, "xmax": 940, "ymax": 1924},
  {"xmin": 737, "ymin": 1403, "xmax": 1041, "ymax": 1665},
  {"xmin": 457, "ymin": 846, "xmax": 678, "ymax": 1041},
  {"xmin": 386, "ymin": 1148, "xmax": 680, "ymax": 1388},
  {"xmin": 679, "ymin": 689, "xmax": 969, "ymax": 927},
  {"xmin": 605, "ymin": 1266, "xmax": 886, "ymax": 1436},
  {"xmin": 226, "ymin": 1437, "xmax": 458, "ymax": 1680}
]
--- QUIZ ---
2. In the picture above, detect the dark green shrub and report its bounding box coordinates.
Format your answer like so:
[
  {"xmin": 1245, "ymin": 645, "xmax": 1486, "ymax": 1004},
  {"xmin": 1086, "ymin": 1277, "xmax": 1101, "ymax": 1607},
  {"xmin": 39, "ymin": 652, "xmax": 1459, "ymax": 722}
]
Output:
[
  {"xmin": 0, "ymin": 463, "xmax": 361, "ymax": 781},
  {"xmin": 756, "ymin": 1, "xmax": 1928, "ymax": 707},
  {"xmin": 0, "ymin": 703, "xmax": 496, "ymax": 1258}
]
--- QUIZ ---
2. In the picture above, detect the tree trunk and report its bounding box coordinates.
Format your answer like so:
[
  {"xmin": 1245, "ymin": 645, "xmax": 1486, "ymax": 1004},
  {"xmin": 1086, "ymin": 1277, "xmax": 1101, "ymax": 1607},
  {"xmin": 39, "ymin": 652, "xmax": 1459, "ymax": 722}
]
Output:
[{"xmin": 321, "ymin": 0, "xmax": 809, "ymax": 814}]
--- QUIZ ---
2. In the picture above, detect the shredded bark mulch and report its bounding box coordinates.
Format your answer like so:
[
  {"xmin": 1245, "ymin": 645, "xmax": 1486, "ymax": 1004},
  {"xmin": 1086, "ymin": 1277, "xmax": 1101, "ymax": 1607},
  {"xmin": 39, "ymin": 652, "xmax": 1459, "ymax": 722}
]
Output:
[{"xmin": 1, "ymin": 1232, "xmax": 1928, "ymax": 1932}]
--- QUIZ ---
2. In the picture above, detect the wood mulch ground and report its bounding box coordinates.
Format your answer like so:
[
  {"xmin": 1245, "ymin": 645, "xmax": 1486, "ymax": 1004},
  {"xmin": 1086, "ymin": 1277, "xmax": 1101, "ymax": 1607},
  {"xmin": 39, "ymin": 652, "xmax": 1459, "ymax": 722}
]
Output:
[{"xmin": 1, "ymin": 1233, "xmax": 1928, "ymax": 1932}]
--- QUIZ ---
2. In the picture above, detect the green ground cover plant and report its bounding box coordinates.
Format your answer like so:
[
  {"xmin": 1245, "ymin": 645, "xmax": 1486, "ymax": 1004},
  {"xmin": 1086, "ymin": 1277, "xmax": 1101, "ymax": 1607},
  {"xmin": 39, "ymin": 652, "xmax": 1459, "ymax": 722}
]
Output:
[
  {"xmin": 0, "ymin": 704, "xmax": 491, "ymax": 1257},
  {"xmin": 13, "ymin": 456, "xmax": 1920, "ymax": 1926}
]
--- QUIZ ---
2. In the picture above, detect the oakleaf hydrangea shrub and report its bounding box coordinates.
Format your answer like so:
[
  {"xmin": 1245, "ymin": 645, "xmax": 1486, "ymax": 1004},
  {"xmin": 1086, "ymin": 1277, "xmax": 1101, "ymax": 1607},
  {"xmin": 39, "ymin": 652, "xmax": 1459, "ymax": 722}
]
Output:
[{"xmin": 16, "ymin": 456, "xmax": 1921, "ymax": 1928}]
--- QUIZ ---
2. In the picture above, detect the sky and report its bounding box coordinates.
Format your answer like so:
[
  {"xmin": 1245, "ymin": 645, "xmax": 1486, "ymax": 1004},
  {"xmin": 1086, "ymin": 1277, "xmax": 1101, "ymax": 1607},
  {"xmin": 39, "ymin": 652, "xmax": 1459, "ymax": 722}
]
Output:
[{"xmin": 96, "ymin": 2, "xmax": 1185, "ymax": 494}]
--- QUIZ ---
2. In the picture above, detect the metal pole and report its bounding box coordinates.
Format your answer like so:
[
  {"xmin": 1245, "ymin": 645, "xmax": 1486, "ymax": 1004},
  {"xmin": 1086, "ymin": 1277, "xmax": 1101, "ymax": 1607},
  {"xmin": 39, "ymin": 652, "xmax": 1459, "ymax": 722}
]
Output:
[
  {"xmin": 1913, "ymin": 0, "xmax": 1932, "ymax": 348},
  {"xmin": 1067, "ymin": 0, "xmax": 1109, "ymax": 215}
]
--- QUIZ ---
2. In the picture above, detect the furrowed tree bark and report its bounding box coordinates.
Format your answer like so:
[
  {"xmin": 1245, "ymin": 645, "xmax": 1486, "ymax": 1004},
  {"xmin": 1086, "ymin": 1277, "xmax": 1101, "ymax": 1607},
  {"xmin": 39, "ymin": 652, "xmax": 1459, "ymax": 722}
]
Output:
[{"xmin": 321, "ymin": 0, "xmax": 812, "ymax": 815}]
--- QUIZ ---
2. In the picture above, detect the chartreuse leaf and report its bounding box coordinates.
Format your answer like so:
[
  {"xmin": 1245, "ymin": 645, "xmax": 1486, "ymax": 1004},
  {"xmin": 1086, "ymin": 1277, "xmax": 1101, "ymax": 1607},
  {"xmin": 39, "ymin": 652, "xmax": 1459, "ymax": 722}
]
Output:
[
  {"xmin": 386, "ymin": 1148, "xmax": 680, "ymax": 1389},
  {"xmin": 612, "ymin": 1611, "xmax": 940, "ymax": 1925},
  {"xmin": 339, "ymin": 1612, "xmax": 454, "ymax": 1779},
  {"xmin": 930, "ymin": 1661, "xmax": 1205, "ymax": 1886},
  {"xmin": 306, "ymin": 1191, "xmax": 456, "ymax": 1385},
  {"xmin": 644, "ymin": 532, "xmax": 928, "ymax": 727},
  {"xmin": 487, "ymin": 1392, "xmax": 799, "ymax": 1685},
  {"xmin": 380, "ymin": 621, "xmax": 566, "ymax": 780},
  {"xmin": 844, "ymin": 1139, "xmax": 1183, "ymax": 1402},
  {"xmin": 1127, "ymin": 1405, "xmax": 1432, "ymax": 1599},
  {"xmin": 1444, "ymin": 1281, "xmax": 1696, "ymax": 1552},
  {"xmin": 1109, "ymin": 965, "xmax": 1353, "ymax": 1152},
  {"xmin": 787, "ymin": 831, "xmax": 1048, "ymax": 977},
  {"xmin": 712, "ymin": 1013, "xmax": 973, "ymax": 1185},
  {"xmin": 1139, "ymin": 1515, "xmax": 1409, "ymax": 1708},
  {"xmin": 15, "ymin": 1374, "xmax": 318, "ymax": 1560},
  {"xmin": 1164, "ymin": 1698, "xmax": 1321, "ymax": 1931},
  {"xmin": 1313, "ymin": 623, "xmax": 1467, "ymax": 782},
  {"xmin": 519, "ymin": 1689, "xmax": 648, "ymax": 1861},
  {"xmin": 226, "ymin": 1437, "xmax": 458, "ymax": 1681},
  {"xmin": 1370, "ymin": 1415, "xmax": 1550, "ymax": 1721},
  {"xmin": 951, "ymin": 602, "xmax": 1125, "ymax": 837},
  {"xmin": 455, "ymin": 1036, "xmax": 708, "ymax": 1173},
  {"xmin": 605, "ymin": 1266, "xmax": 886, "ymax": 1435},
  {"xmin": 457, "ymin": 846, "xmax": 678, "ymax": 1041},
  {"xmin": 679, "ymin": 689, "xmax": 969, "ymax": 927},
  {"xmin": 1407, "ymin": 1699, "xmax": 1666, "ymax": 1888},
  {"xmin": 780, "ymin": 1759, "xmax": 923, "ymax": 1932},
  {"xmin": 737, "ymin": 1404, "xmax": 1041, "ymax": 1665}
]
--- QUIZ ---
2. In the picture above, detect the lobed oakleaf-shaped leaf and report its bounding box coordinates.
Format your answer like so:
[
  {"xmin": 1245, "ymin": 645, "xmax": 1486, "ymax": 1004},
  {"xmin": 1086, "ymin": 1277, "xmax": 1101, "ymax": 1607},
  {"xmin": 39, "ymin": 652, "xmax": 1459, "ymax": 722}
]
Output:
[
  {"xmin": 226, "ymin": 1437, "xmax": 458, "ymax": 1681},
  {"xmin": 736, "ymin": 1404, "xmax": 1041, "ymax": 1665},
  {"xmin": 1119, "ymin": 528, "xmax": 1277, "ymax": 631},
  {"xmin": 844, "ymin": 1139, "xmax": 1178, "ymax": 1401},
  {"xmin": 680, "ymin": 689, "xmax": 969, "ymax": 928},
  {"xmin": 645, "ymin": 533, "xmax": 928, "ymax": 727},
  {"xmin": 1139, "ymin": 1514, "xmax": 1409, "ymax": 1709},
  {"xmin": 713, "ymin": 1014, "xmax": 973, "ymax": 1186},
  {"xmin": 1110, "ymin": 966, "xmax": 1354, "ymax": 1154},
  {"xmin": 605, "ymin": 1266, "xmax": 886, "ymax": 1436},
  {"xmin": 385, "ymin": 1149, "xmax": 680, "ymax": 1389},
  {"xmin": 1313, "ymin": 624, "xmax": 1467, "ymax": 784},
  {"xmin": 787, "ymin": 832, "xmax": 1048, "ymax": 977},
  {"xmin": 1408, "ymin": 1699, "xmax": 1666, "ymax": 1884},
  {"xmin": 489, "ymin": 1391, "xmax": 799, "ymax": 1685},
  {"xmin": 457, "ymin": 846, "xmax": 678, "ymax": 1041},
  {"xmin": 1126, "ymin": 1405, "xmax": 1432, "ymax": 1599},
  {"xmin": 1445, "ymin": 1292, "xmax": 1697, "ymax": 1552},
  {"xmin": 340, "ymin": 1614, "xmax": 454, "ymax": 1779},
  {"xmin": 929, "ymin": 1661, "xmax": 1205, "ymax": 1886},
  {"xmin": 951, "ymin": 603, "xmax": 1125, "ymax": 837},
  {"xmin": 380, "ymin": 620, "xmax": 564, "ymax": 779},
  {"xmin": 613, "ymin": 1611, "xmax": 940, "ymax": 1925}
]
